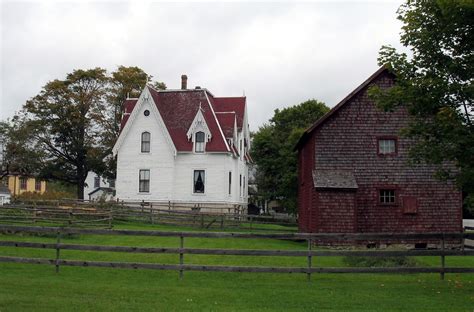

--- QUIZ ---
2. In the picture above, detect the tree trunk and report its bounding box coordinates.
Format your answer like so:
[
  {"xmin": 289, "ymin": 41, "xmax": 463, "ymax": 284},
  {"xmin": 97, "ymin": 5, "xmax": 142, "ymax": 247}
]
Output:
[{"xmin": 77, "ymin": 178, "xmax": 85, "ymax": 200}]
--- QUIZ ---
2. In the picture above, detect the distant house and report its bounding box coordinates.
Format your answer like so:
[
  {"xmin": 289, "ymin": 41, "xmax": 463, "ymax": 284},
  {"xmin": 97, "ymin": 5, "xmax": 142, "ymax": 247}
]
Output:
[
  {"xmin": 112, "ymin": 75, "xmax": 251, "ymax": 211},
  {"xmin": 3, "ymin": 175, "xmax": 47, "ymax": 197},
  {"xmin": 0, "ymin": 185, "xmax": 11, "ymax": 205},
  {"xmin": 83, "ymin": 172, "xmax": 115, "ymax": 201},
  {"xmin": 295, "ymin": 67, "xmax": 462, "ymax": 236}
]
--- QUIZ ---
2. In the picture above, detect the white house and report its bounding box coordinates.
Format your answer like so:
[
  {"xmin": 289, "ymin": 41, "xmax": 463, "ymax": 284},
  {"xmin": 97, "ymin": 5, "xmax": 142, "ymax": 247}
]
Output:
[
  {"xmin": 112, "ymin": 75, "xmax": 251, "ymax": 210},
  {"xmin": 83, "ymin": 172, "xmax": 115, "ymax": 201}
]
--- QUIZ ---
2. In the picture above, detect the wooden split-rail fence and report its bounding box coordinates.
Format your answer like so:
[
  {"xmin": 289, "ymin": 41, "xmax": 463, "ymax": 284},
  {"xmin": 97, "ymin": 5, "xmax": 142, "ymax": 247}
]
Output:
[
  {"xmin": 0, "ymin": 200, "xmax": 297, "ymax": 231},
  {"xmin": 0, "ymin": 224, "xmax": 472, "ymax": 281}
]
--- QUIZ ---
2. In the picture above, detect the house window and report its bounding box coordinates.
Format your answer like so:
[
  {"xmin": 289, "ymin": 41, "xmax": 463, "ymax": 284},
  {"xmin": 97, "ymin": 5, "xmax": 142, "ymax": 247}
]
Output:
[
  {"xmin": 109, "ymin": 179, "xmax": 115, "ymax": 188},
  {"xmin": 3, "ymin": 178, "xmax": 8, "ymax": 187},
  {"xmin": 139, "ymin": 170, "xmax": 150, "ymax": 193},
  {"xmin": 20, "ymin": 177, "xmax": 27, "ymax": 190},
  {"xmin": 239, "ymin": 174, "xmax": 242, "ymax": 196},
  {"xmin": 243, "ymin": 176, "xmax": 246, "ymax": 197},
  {"xmin": 195, "ymin": 132, "xmax": 205, "ymax": 153},
  {"xmin": 379, "ymin": 189, "xmax": 396, "ymax": 204},
  {"xmin": 193, "ymin": 170, "xmax": 205, "ymax": 193},
  {"xmin": 228, "ymin": 172, "xmax": 232, "ymax": 195},
  {"xmin": 35, "ymin": 180, "xmax": 41, "ymax": 191},
  {"xmin": 94, "ymin": 176, "xmax": 100, "ymax": 188},
  {"xmin": 378, "ymin": 138, "xmax": 397, "ymax": 155},
  {"xmin": 141, "ymin": 132, "xmax": 151, "ymax": 153}
]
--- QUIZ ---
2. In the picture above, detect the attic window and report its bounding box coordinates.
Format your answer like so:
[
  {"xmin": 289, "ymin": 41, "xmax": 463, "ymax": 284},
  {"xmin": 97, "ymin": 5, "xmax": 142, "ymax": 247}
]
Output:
[
  {"xmin": 378, "ymin": 138, "xmax": 397, "ymax": 155},
  {"xmin": 144, "ymin": 110, "xmax": 150, "ymax": 116},
  {"xmin": 195, "ymin": 131, "xmax": 205, "ymax": 153}
]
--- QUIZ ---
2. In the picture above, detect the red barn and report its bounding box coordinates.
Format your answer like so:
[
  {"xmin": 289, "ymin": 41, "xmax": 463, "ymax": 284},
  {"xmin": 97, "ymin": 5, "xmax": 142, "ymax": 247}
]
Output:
[{"xmin": 295, "ymin": 67, "xmax": 462, "ymax": 237}]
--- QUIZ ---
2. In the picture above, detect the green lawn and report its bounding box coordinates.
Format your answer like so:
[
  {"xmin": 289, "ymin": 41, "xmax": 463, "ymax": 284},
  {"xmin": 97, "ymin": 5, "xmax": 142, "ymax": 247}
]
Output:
[{"xmin": 0, "ymin": 222, "xmax": 473, "ymax": 311}]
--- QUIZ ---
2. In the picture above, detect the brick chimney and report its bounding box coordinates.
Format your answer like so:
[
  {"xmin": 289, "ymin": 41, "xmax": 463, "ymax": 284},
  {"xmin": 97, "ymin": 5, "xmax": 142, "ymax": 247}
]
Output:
[{"xmin": 181, "ymin": 75, "xmax": 188, "ymax": 90}]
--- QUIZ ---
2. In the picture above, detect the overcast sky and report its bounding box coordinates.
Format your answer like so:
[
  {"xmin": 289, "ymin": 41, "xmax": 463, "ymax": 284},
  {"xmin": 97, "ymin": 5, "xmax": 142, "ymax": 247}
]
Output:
[{"xmin": 1, "ymin": 0, "xmax": 404, "ymax": 131}]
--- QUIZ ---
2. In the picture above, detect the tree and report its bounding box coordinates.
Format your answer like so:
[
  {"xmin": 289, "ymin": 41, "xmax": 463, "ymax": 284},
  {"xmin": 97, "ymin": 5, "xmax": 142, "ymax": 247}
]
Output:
[
  {"xmin": 252, "ymin": 99, "xmax": 329, "ymax": 214},
  {"xmin": 23, "ymin": 68, "xmax": 109, "ymax": 199},
  {"xmin": 0, "ymin": 118, "xmax": 45, "ymax": 180},
  {"xmin": 369, "ymin": 0, "xmax": 474, "ymax": 214}
]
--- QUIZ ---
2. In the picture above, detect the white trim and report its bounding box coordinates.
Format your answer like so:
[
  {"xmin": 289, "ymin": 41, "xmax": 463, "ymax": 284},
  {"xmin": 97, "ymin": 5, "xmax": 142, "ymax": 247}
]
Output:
[
  {"xmin": 204, "ymin": 90, "xmax": 230, "ymax": 152},
  {"xmin": 113, "ymin": 86, "xmax": 177, "ymax": 156}
]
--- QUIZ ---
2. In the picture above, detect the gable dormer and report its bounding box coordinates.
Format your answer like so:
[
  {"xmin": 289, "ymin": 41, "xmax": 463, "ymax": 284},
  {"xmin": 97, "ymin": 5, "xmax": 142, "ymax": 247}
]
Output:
[{"xmin": 186, "ymin": 106, "xmax": 212, "ymax": 153}]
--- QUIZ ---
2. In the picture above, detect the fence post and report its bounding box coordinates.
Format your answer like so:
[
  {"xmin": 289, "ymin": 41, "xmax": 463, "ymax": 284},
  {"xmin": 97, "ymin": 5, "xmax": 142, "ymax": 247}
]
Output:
[
  {"xmin": 250, "ymin": 216, "xmax": 253, "ymax": 230},
  {"xmin": 179, "ymin": 235, "xmax": 184, "ymax": 280},
  {"xmin": 55, "ymin": 230, "xmax": 61, "ymax": 273},
  {"xmin": 440, "ymin": 234, "xmax": 445, "ymax": 280},
  {"xmin": 32, "ymin": 201, "xmax": 37, "ymax": 224},
  {"xmin": 150, "ymin": 204, "xmax": 154, "ymax": 224},
  {"xmin": 201, "ymin": 214, "xmax": 204, "ymax": 228},
  {"xmin": 220, "ymin": 215, "xmax": 224, "ymax": 229},
  {"xmin": 108, "ymin": 208, "xmax": 113, "ymax": 229},
  {"xmin": 307, "ymin": 238, "xmax": 312, "ymax": 282}
]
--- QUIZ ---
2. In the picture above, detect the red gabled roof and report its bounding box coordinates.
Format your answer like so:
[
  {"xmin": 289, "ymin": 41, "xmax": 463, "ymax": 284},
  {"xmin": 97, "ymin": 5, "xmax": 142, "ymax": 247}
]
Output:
[
  {"xmin": 215, "ymin": 112, "xmax": 236, "ymax": 138},
  {"xmin": 295, "ymin": 66, "xmax": 391, "ymax": 150},
  {"xmin": 119, "ymin": 87, "xmax": 247, "ymax": 153},
  {"xmin": 120, "ymin": 99, "xmax": 138, "ymax": 131},
  {"xmin": 211, "ymin": 97, "xmax": 246, "ymax": 130},
  {"xmin": 148, "ymin": 88, "xmax": 228, "ymax": 152}
]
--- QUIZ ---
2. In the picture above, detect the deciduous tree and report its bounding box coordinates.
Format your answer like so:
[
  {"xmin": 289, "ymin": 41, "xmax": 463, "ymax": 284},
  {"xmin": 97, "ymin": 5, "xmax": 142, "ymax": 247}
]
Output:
[
  {"xmin": 369, "ymin": 0, "xmax": 474, "ymax": 214},
  {"xmin": 252, "ymin": 99, "xmax": 329, "ymax": 214}
]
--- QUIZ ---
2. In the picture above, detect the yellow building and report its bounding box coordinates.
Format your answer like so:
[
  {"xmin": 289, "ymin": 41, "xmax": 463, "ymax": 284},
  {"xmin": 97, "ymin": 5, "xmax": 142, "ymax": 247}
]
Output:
[{"xmin": 4, "ymin": 175, "xmax": 47, "ymax": 196}]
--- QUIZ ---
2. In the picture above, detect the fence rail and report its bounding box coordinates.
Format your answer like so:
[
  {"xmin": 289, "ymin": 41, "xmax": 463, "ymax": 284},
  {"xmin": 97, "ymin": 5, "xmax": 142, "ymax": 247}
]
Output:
[
  {"xmin": 0, "ymin": 224, "xmax": 473, "ymax": 280},
  {"xmin": 1, "ymin": 201, "xmax": 297, "ymax": 231}
]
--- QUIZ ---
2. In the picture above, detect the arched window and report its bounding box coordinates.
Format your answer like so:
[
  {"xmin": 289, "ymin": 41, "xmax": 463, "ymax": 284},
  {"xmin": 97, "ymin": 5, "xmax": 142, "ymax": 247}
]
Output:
[
  {"xmin": 195, "ymin": 131, "xmax": 205, "ymax": 153},
  {"xmin": 141, "ymin": 132, "xmax": 150, "ymax": 153}
]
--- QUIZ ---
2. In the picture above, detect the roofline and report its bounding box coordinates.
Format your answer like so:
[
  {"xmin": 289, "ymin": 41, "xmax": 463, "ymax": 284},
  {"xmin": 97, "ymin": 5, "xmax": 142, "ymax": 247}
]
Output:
[
  {"xmin": 204, "ymin": 90, "xmax": 231, "ymax": 152},
  {"xmin": 294, "ymin": 65, "xmax": 390, "ymax": 151}
]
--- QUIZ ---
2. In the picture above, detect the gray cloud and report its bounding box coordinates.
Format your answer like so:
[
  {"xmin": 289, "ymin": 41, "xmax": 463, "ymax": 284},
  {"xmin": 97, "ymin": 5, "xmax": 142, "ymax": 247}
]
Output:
[{"xmin": 0, "ymin": 1, "xmax": 403, "ymax": 131}]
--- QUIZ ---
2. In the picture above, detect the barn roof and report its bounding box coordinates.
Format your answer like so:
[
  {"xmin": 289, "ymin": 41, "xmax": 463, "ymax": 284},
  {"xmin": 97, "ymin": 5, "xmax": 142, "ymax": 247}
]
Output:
[
  {"xmin": 295, "ymin": 66, "xmax": 390, "ymax": 150},
  {"xmin": 312, "ymin": 170, "xmax": 358, "ymax": 190}
]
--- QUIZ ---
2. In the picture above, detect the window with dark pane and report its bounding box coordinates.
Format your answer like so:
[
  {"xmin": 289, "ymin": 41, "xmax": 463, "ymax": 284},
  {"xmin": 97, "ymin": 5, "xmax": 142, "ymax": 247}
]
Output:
[
  {"xmin": 35, "ymin": 180, "xmax": 41, "ymax": 191},
  {"xmin": 379, "ymin": 189, "xmax": 396, "ymax": 204},
  {"xmin": 195, "ymin": 132, "xmax": 205, "ymax": 153},
  {"xmin": 94, "ymin": 176, "xmax": 100, "ymax": 188},
  {"xmin": 194, "ymin": 170, "xmax": 205, "ymax": 193},
  {"xmin": 228, "ymin": 171, "xmax": 232, "ymax": 195},
  {"xmin": 20, "ymin": 177, "xmax": 27, "ymax": 190},
  {"xmin": 139, "ymin": 170, "xmax": 150, "ymax": 193},
  {"xmin": 141, "ymin": 132, "xmax": 151, "ymax": 153}
]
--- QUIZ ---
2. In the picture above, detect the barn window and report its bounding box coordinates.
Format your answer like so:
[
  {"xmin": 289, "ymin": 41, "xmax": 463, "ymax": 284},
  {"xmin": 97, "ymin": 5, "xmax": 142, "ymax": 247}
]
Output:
[
  {"xmin": 378, "ymin": 138, "xmax": 397, "ymax": 155},
  {"xmin": 94, "ymin": 176, "xmax": 100, "ymax": 188},
  {"xmin": 379, "ymin": 189, "xmax": 396, "ymax": 204},
  {"xmin": 195, "ymin": 132, "xmax": 205, "ymax": 153},
  {"xmin": 20, "ymin": 177, "xmax": 27, "ymax": 190},
  {"xmin": 139, "ymin": 170, "xmax": 150, "ymax": 193},
  {"xmin": 141, "ymin": 132, "xmax": 151, "ymax": 153},
  {"xmin": 35, "ymin": 180, "xmax": 41, "ymax": 191},
  {"xmin": 194, "ymin": 170, "xmax": 205, "ymax": 193}
]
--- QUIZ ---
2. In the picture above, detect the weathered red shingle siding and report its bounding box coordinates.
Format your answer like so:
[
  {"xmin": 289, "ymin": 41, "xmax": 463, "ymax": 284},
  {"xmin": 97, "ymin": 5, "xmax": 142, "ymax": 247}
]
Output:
[{"xmin": 298, "ymin": 69, "xmax": 462, "ymax": 234}]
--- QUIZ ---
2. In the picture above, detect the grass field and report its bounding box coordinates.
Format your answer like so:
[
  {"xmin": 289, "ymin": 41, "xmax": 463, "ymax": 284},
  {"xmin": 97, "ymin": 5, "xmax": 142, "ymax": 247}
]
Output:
[{"xmin": 0, "ymin": 222, "xmax": 473, "ymax": 311}]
